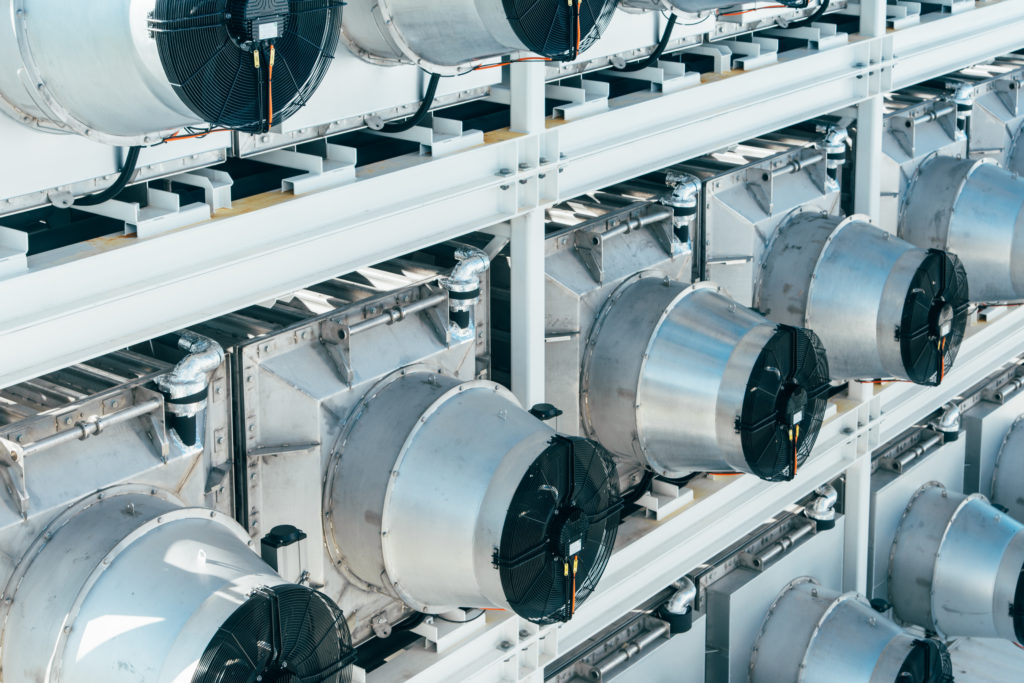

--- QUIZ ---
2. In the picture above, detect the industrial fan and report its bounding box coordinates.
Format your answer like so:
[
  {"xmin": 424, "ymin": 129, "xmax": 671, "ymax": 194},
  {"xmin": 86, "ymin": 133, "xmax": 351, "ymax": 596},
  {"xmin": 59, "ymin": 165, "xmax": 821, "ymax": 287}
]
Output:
[
  {"xmin": 502, "ymin": 0, "xmax": 618, "ymax": 60},
  {"xmin": 738, "ymin": 326, "xmax": 831, "ymax": 481},
  {"xmin": 495, "ymin": 436, "xmax": 621, "ymax": 624},
  {"xmin": 192, "ymin": 584, "xmax": 356, "ymax": 683},
  {"xmin": 151, "ymin": 0, "xmax": 343, "ymax": 133},
  {"xmin": 897, "ymin": 250, "xmax": 969, "ymax": 386}
]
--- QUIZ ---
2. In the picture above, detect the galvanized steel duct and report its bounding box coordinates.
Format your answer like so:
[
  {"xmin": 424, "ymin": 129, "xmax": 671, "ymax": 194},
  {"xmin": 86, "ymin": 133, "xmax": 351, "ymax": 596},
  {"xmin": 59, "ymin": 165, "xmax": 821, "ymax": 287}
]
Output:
[
  {"xmin": 993, "ymin": 416, "xmax": 1024, "ymax": 524},
  {"xmin": 0, "ymin": 488, "xmax": 329, "ymax": 683},
  {"xmin": 901, "ymin": 156, "xmax": 1024, "ymax": 303},
  {"xmin": 582, "ymin": 276, "xmax": 830, "ymax": 481},
  {"xmin": 341, "ymin": 0, "xmax": 617, "ymax": 74},
  {"xmin": 324, "ymin": 369, "xmax": 620, "ymax": 623},
  {"xmin": 888, "ymin": 482, "xmax": 1024, "ymax": 642},
  {"xmin": 756, "ymin": 213, "xmax": 969, "ymax": 384},
  {"xmin": 750, "ymin": 578, "xmax": 951, "ymax": 683},
  {"xmin": 0, "ymin": 1, "xmax": 341, "ymax": 144}
]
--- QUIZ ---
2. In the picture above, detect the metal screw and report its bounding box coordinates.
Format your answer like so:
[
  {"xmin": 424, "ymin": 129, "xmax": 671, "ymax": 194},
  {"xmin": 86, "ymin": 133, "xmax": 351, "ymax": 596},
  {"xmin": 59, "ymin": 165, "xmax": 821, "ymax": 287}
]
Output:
[{"xmin": 499, "ymin": 641, "xmax": 513, "ymax": 651}]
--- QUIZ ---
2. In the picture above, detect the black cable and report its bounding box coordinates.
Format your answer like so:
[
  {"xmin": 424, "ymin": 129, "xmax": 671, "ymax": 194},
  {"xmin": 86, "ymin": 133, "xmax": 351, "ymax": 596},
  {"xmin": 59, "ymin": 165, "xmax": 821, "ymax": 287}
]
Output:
[
  {"xmin": 74, "ymin": 146, "xmax": 142, "ymax": 207},
  {"xmin": 380, "ymin": 73, "xmax": 442, "ymax": 134},
  {"xmin": 794, "ymin": 0, "xmax": 830, "ymax": 26},
  {"xmin": 615, "ymin": 14, "xmax": 678, "ymax": 73}
]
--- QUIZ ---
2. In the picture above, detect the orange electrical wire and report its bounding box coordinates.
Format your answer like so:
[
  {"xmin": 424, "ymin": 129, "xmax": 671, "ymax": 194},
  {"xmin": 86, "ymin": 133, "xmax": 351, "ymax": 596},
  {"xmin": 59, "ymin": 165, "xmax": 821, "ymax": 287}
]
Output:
[
  {"xmin": 268, "ymin": 44, "xmax": 276, "ymax": 128},
  {"xmin": 472, "ymin": 56, "xmax": 552, "ymax": 71},
  {"xmin": 939, "ymin": 337, "xmax": 947, "ymax": 382},
  {"xmin": 576, "ymin": 0, "xmax": 582, "ymax": 57},
  {"xmin": 571, "ymin": 555, "xmax": 578, "ymax": 615},
  {"xmin": 719, "ymin": 4, "xmax": 787, "ymax": 16},
  {"xmin": 162, "ymin": 128, "xmax": 230, "ymax": 142}
]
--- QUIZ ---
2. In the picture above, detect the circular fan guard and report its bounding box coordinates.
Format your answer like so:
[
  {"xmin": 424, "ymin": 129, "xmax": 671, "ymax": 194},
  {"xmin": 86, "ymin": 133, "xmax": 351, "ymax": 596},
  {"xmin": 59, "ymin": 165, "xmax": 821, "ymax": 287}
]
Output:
[
  {"xmin": 495, "ymin": 436, "xmax": 621, "ymax": 624},
  {"xmin": 896, "ymin": 639, "xmax": 955, "ymax": 683},
  {"xmin": 738, "ymin": 326, "xmax": 830, "ymax": 482},
  {"xmin": 151, "ymin": 0, "xmax": 342, "ymax": 133},
  {"xmin": 501, "ymin": 0, "xmax": 617, "ymax": 61},
  {"xmin": 898, "ymin": 250, "xmax": 969, "ymax": 386},
  {"xmin": 191, "ymin": 584, "xmax": 355, "ymax": 683}
]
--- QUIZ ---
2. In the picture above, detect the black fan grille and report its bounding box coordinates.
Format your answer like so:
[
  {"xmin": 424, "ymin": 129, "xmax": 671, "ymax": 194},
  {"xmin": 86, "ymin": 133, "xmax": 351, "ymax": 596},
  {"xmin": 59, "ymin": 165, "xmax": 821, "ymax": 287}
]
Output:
[
  {"xmin": 738, "ymin": 326, "xmax": 831, "ymax": 482},
  {"xmin": 151, "ymin": 1, "xmax": 342, "ymax": 133},
  {"xmin": 191, "ymin": 584, "xmax": 355, "ymax": 683},
  {"xmin": 501, "ymin": 0, "xmax": 617, "ymax": 61},
  {"xmin": 898, "ymin": 250, "xmax": 969, "ymax": 386},
  {"xmin": 896, "ymin": 639, "xmax": 955, "ymax": 683},
  {"xmin": 495, "ymin": 436, "xmax": 621, "ymax": 624},
  {"xmin": 1013, "ymin": 561, "xmax": 1024, "ymax": 645}
]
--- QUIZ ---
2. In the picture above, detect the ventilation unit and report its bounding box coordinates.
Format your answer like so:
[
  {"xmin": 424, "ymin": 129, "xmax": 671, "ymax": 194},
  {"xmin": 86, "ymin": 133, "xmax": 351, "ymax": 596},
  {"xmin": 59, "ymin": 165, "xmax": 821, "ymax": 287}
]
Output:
[
  {"xmin": 325, "ymin": 371, "xmax": 621, "ymax": 624},
  {"xmin": 751, "ymin": 578, "xmax": 953, "ymax": 683},
  {"xmin": 583, "ymin": 277, "xmax": 831, "ymax": 481},
  {"xmin": 757, "ymin": 214, "xmax": 970, "ymax": 385},
  {"xmin": 0, "ymin": 489, "xmax": 354, "ymax": 683},
  {"xmin": 900, "ymin": 157, "xmax": 1024, "ymax": 303},
  {"xmin": 341, "ymin": 0, "xmax": 617, "ymax": 73},
  {"xmin": 992, "ymin": 416, "xmax": 1024, "ymax": 523},
  {"xmin": 0, "ymin": 1, "xmax": 342, "ymax": 144},
  {"xmin": 888, "ymin": 482, "xmax": 1024, "ymax": 643}
]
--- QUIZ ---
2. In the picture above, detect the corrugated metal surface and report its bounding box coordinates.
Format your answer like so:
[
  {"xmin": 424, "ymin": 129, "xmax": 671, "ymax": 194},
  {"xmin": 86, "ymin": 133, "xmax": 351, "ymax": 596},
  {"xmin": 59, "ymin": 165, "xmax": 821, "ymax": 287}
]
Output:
[{"xmin": 949, "ymin": 637, "xmax": 1024, "ymax": 681}]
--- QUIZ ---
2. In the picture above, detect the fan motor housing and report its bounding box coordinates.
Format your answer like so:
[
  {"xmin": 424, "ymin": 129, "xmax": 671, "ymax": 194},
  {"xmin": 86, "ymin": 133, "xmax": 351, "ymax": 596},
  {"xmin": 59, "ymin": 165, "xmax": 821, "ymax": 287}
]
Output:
[
  {"xmin": 341, "ymin": 0, "xmax": 617, "ymax": 74},
  {"xmin": 582, "ymin": 276, "xmax": 830, "ymax": 481},
  {"xmin": 900, "ymin": 156, "xmax": 1024, "ymax": 303},
  {"xmin": 888, "ymin": 482, "xmax": 1024, "ymax": 642},
  {"xmin": 750, "ymin": 578, "xmax": 952, "ymax": 683},
  {"xmin": 325, "ymin": 370, "xmax": 619, "ymax": 622},
  {"xmin": 0, "ymin": 488, "xmax": 344, "ymax": 683},
  {"xmin": 757, "ymin": 213, "xmax": 969, "ymax": 384}
]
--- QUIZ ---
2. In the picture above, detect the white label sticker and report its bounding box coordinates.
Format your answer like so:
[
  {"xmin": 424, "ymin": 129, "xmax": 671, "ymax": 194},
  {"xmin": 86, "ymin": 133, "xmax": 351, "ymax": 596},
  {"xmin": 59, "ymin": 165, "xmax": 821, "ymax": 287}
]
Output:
[
  {"xmin": 258, "ymin": 22, "xmax": 279, "ymax": 41},
  {"xmin": 569, "ymin": 539, "xmax": 583, "ymax": 556}
]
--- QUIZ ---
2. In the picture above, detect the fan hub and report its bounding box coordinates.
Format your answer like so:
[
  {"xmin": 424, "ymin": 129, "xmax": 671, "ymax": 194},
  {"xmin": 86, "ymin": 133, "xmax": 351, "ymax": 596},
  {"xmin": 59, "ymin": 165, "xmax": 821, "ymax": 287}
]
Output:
[
  {"xmin": 552, "ymin": 506, "xmax": 590, "ymax": 558},
  {"xmin": 227, "ymin": 0, "xmax": 290, "ymax": 48},
  {"xmin": 776, "ymin": 383, "xmax": 807, "ymax": 427},
  {"xmin": 929, "ymin": 299, "xmax": 954, "ymax": 339}
]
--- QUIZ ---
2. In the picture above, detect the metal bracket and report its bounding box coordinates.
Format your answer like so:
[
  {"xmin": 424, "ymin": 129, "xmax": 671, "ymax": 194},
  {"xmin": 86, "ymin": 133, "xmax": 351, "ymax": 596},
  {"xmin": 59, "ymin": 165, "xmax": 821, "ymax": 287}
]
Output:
[
  {"xmin": 367, "ymin": 116, "xmax": 483, "ymax": 158},
  {"xmin": 74, "ymin": 184, "xmax": 211, "ymax": 239},
  {"xmin": 257, "ymin": 142, "xmax": 357, "ymax": 195},
  {"xmin": 320, "ymin": 319, "xmax": 355, "ymax": 385},
  {"xmin": 0, "ymin": 437, "xmax": 29, "ymax": 518},
  {"xmin": 608, "ymin": 61, "xmax": 701, "ymax": 94},
  {"xmin": 548, "ymin": 80, "xmax": 611, "ymax": 121},
  {"xmin": 761, "ymin": 24, "xmax": 850, "ymax": 51},
  {"xmin": 745, "ymin": 166, "xmax": 774, "ymax": 215},
  {"xmin": 144, "ymin": 412, "xmax": 170, "ymax": 463},
  {"xmin": 0, "ymin": 227, "xmax": 28, "ymax": 280},
  {"xmin": 173, "ymin": 168, "xmax": 234, "ymax": 210},
  {"xmin": 719, "ymin": 38, "xmax": 780, "ymax": 71},
  {"xmin": 995, "ymin": 78, "xmax": 1023, "ymax": 117}
]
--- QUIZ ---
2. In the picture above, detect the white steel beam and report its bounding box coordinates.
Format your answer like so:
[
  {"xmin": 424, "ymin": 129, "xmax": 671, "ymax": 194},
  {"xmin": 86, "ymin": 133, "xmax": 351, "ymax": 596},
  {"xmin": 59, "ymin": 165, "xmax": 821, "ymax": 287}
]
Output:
[{"xmin": 509, "ymin": 210, "xmax": 547, "ymax": 408}]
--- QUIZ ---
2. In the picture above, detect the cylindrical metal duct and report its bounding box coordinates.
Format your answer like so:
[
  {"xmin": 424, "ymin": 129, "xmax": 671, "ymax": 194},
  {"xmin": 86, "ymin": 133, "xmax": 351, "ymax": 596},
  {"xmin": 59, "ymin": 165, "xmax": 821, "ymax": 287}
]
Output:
[
  {"xmin": 0, "ymin": 1, "xmax": 341, "ymax": 144},
  {"xmin": 756, "ymin": 214, "xmax": 969, "ymax": 384},
  {"xmin": 750, "ymin": 578, "xmax": 952, "ymax": 683},
  {"xmin": 341, "ymin": 0, "xmax": 617, "ymax": 74},
  {"xmin": 324, "ymin": 369, "xmax": 621, "ymax": 624},
  {"xmin": 993, "ymin": 415, "xmax": 1024, "ymax": 524},
  {"xmin": 888, "ymin": 482, "xmax": 1024, "ymax": 643},
  {"xmin": 0, "ymin": 487, "xmax": 353, "ymax": 683},
  {"xmin": 582, "ymin": 276, "xmax": 831, "ymax": 481},
  {"xmin": 900, "ymin": 156, "xmax": 1024, "ymax": 303}
]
